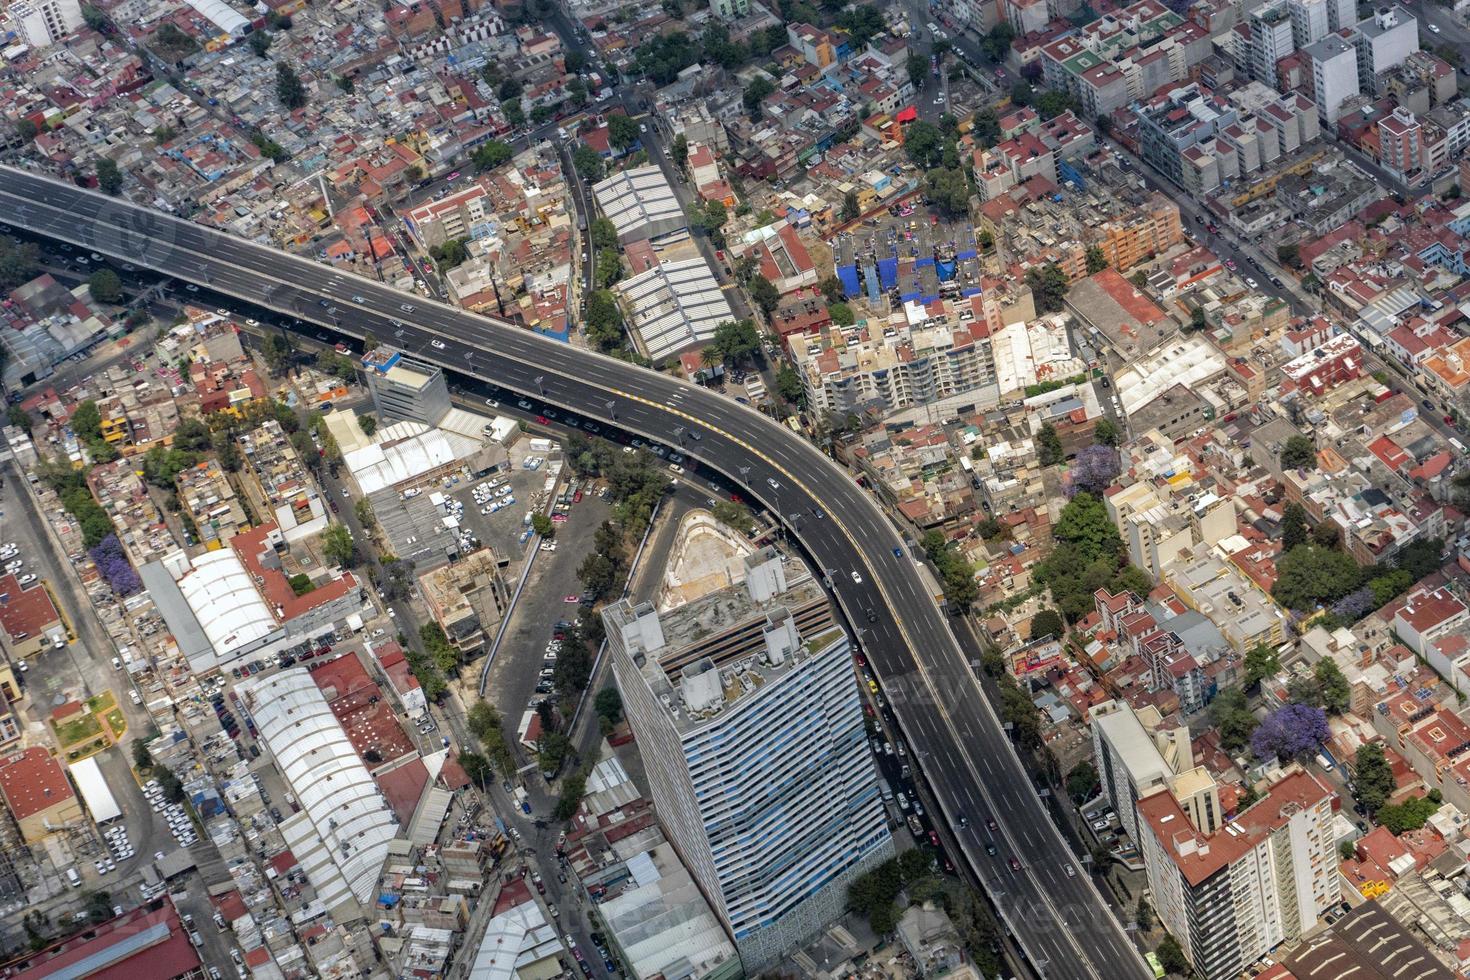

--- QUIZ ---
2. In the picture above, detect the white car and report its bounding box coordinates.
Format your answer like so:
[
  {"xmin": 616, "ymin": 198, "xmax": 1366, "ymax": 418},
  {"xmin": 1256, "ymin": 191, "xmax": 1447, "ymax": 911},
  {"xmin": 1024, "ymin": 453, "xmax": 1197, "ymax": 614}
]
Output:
[
  {"xmin": 1246, "ymin": 277, "xmax": 1259, "ymax": 289},
  {"xmin": 1429, "ymin": 21, "xmax": 1442, "ymax": 32},
  {"xmin": 17, "ymin": 574, "xmax": 36, "ymax": 586},
  {"xmin": 851, "ymin": 571, "xmax": 863, "ymax": 584},
  {"xmin": 431, "ymin": 339, "xmax": 446, "ymax": 349}
]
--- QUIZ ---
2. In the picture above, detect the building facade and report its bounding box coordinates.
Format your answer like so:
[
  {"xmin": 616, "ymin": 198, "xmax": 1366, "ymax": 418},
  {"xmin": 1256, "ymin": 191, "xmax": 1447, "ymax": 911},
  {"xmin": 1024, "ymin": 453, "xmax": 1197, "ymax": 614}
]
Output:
[
  {"xmin": 361, "ymin": 348, "xmax": 452, "ymax": 425},
  {"xmin": 11, "ymin": 0, "xmax": 82, "ymax": 47},
  {"xmin": 607, "ymin": 550, "xmax": 893, "ymax": 970}
]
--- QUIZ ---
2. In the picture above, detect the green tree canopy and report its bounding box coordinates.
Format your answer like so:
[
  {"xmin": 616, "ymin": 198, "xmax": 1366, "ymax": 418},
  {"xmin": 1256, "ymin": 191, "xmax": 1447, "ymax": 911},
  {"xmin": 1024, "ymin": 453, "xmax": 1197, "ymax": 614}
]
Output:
[
  {"xmin": 1354, "ymin": 742, "xmax": 1395, "ymax": 814},
  {"xmin": 1280, "ymin": 434, "xmax": 1316, "ymax": 470}
]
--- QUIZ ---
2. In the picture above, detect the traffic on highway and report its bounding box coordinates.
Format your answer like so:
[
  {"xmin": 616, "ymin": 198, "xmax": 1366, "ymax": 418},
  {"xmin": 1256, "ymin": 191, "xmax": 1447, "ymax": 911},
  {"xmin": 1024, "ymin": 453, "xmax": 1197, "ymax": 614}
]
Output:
[{"xmin": 0, "ymin": 164, "xmax": 1147, "ymax": 980}]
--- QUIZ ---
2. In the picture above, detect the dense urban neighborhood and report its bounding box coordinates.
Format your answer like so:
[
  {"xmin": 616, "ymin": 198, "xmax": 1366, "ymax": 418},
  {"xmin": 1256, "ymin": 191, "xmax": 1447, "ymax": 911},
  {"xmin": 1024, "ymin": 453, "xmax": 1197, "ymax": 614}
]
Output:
[{"xmin": 7, "ymin": 0, "xmax": 1470, "ymax": 975}]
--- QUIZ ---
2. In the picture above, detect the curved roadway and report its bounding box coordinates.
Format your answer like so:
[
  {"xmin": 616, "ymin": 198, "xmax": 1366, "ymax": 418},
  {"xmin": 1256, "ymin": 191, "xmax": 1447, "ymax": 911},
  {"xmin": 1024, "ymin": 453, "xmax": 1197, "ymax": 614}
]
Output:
[{"xmin": 0, "ymin": 165, "xmax": 1144, "ymax": 980}]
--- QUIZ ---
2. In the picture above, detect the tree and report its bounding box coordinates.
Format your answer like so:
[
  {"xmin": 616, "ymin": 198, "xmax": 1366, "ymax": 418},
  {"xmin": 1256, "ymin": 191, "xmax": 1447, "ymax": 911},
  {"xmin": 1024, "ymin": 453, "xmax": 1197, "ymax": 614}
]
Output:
[
  {"xmin": 1280, "ymin": 434, "xmax": 1316, "ymax": 470},
  {"xmin": 497, "ymin": 77, "xmax": 523, "ymax": 101},
  {"xmin": 594, "ymin": 247, "xmax": 623, "ymax": 289},
  {"xmin": 1314, "ymin": 657, "xmax": 1350, "ymax": 714},
  {"xmin": 554, "ymin": 768, "xmax": 588, "ymax": 820},
  {"xmin": 358, "ymin": 413, "xmax": 378, "ymax": 437},
  {"xmin": 903, "ymin": 120, "xmax": 945, "ymax": 170},
  {"xmin": 742, "ymin": 76, "xmax": 776, "ymax": 118},
  {"xmin": 1272, "ymin": 543, "xmax": 1364, "ymax": 612},
  {"xmin": 590, "ymin": 217, "xmax": 618, "ymax": 250},
  {"xmin": 1251, "ymin": 703, "xmax": 1328, "ymax": 762},
  {"xmin": 1187, "ymin": 306, "xmax": 1207, "ymax": 332},
  {"xmin": 1281, "ymin": 501, "xmax": 1309, "ymax": 551},
  {"xmin": 538, "ymin": 730, "xmax": 573, "ymax": 773},
  {"xmin": 14, "ymin": 118, "xmax": 37, "ymax": 141},
  {"xmin": 473, "ymin": 140, "xmax": 514, "ymax": 171},
  {"xmin": 1070, "ymin": 443, "xmax": 1120, "ymax": 496},
  {"xmin": 459, "ymin": 751, "xmax": 494, "ymax": 789},
  {"xmin": 1156, "ymin": 934, "xmax": 1190, "ymax": 977},
  {"xmin": 71, "ymin": 400, "xmax": 102, "ymax": 440},
  {"xmin": 95, "ymin": 159, "xmax": 123, "ymax": 195},
  {"xmin": 775, "ymin": 365, "xmax": 804, "ymax": 406},
  {"xmin": 531, "ymin": 512, "xmax": 554, "ymax": 537},
  {"xmin": 980, "ymin": 21, "xmax": 1015, "ymax": 61},
  {"xmin": 818, "ymin": 276, "xmax": 845, "ymax": 304},
  {"xmin": 1136, "ymin": 899, "xmax": 1153, "ymax": 932},
  {"xmin": 1394, "ymin": 536, "xmax": 1445, "ymax": 582},
  {"xmin": 1354, "ymin": 742, "xmax": 1395, "ymax": 814},
  {"xmin": 1243, "ymin": 642, "xmax": 1280, "ymax": 688},
  {"xmin": 670, "ymin": 134, "xmax": 688, "ymax": 171},
  {"xmin": 1036, "ymin": 89, "xmax": 1077, "ymax": 119},
  {"xmin": 1085, "ymin": 245, "xmax": 1108, "ymax": 275},
  {"xmin": 1031, "ymin": 608, "xmax": 1063, "ymax": 641},
  {"xmin": 1093, "ymin": 417, "xmax": 1121, "ymax": 447},
  {"xmin": 1277, "ymin": 243, "xmax": 1300, "ymax": 266},
  {"xmin": 1066, "ymin": 761, "xmax": 1097, "ymax": 803},
  {"xmin": 247, "ymin": 30, "xmax": 271, "ymax": 57},
  {"xmin": 829, "ymin": 302, "xmax": 855, "ymax": 326},
  {"xmin": 7, "ymin": 405, "xmax": 32, "ymax": 430},
  {"xmin": 584, "ymin": 289, "xmax": 625, "ymax": 351},
  {"xmin": 502, "ymin": 98, "xmax": 525, "ymax": 128},
  {"xmin": 924, "ymin": 167, "xmax": 970, "ymax": 219},
  {"xmin": 570, "ymin": 143, "xmax": 604, "ymax": 182},
  {"xmin": 906, "ymin": 51, "xmax": 929, "ymax": 88},
  {"xmin": 1037, "ymin": 422, "xmax": 1064, "ymax": 466},
  {"xmin": 594, "ymin": 687, "xmax": 623, "ymax": 725},
  {"xmin": 276, "ymin": 63, "xmax": 307, "ymax": 110},
  {"xmin": 321, "ymin": 523, "xmax": 356, "ymax": 567},
  {"xmin": 1025, "ymin": 262, "xmax": 1069, "ymax": 313},
  {"xmin": 1210, "ymin": 688, "xmax": 1257, "ymax": 752},
  {"xmin": 1377, "ymin": 795, "xmax": 1440, "ymax": 834},
  {"xmin": 749, "ymin": 275, "xmax": 780, "ymax": 317},
  {"xmin": 608, "ymin": 113, "xmax": 640, "ymax": 151},
  {"xmin": 840, "ymin": 191, "xmax": 860, "ymax": 221},
  {"xmin": 972, "ymin": 109, "xmax": 1000, "ymax": 151}
]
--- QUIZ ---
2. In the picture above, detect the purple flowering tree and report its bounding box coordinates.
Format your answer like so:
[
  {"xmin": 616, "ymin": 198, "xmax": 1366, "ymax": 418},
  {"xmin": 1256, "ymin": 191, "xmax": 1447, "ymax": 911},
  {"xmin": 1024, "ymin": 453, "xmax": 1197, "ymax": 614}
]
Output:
[
  {"xmin": 1330, "ymin": 586, "xmax": 1376, "ymax": 624},
  {"xmin": 89, "ymin": 534, "xmax": 141, "ymax": 597},
  {"xmin": 1069, "ymin": 444, "xmax": 1121, "ymax": 498},
  {"xmin": 1251, "ymin": 703, "xmax": 1329, "ymax": 762}
]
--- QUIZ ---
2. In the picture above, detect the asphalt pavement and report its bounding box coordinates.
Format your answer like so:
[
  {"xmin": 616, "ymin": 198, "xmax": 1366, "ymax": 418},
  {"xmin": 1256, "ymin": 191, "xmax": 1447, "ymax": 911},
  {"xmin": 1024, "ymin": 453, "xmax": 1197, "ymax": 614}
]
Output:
[{"xmin": 0, "ymin": 166, "xmax": 1147, "ymax": 980}]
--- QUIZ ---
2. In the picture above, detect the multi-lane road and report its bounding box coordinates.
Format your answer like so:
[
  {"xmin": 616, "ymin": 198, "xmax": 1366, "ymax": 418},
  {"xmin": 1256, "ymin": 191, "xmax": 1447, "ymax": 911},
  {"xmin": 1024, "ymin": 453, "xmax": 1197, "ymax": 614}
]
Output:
[{"xmin": 0, "ymin": 164, "xmax": 1144, "ymax": 980}]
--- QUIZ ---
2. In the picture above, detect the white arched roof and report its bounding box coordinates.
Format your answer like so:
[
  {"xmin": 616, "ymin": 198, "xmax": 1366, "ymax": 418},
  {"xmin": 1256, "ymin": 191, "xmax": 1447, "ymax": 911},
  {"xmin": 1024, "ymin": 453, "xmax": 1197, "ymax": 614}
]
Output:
[
  {"xmin": 243, "ymin": 669, "xmax": 397, "ymax": 911},
  {"xmin": 176, "ymin": 550, "xmax": 277, "ymax": 655}
]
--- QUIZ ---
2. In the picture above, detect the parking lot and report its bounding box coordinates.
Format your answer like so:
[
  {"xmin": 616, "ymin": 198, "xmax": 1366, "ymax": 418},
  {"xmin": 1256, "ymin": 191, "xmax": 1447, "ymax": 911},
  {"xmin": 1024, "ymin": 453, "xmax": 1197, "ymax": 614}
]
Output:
[{"xmin": 481, "ymin": 485, "xmax": 611, "ymax": 728}]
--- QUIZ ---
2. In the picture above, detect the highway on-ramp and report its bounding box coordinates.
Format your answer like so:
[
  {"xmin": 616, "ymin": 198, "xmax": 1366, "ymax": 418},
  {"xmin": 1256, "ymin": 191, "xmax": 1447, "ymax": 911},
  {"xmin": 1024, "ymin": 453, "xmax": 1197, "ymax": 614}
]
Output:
[{"xmin": 0, "ymin": 165, "xmax": 1145, "ymax": 980}]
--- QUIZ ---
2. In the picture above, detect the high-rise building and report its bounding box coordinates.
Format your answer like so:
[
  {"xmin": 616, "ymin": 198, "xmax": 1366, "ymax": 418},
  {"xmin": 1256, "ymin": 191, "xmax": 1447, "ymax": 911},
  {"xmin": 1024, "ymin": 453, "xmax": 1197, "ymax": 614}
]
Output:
[
  {"xmin": 1305, "ymin": 33, "xmax": 1361, "ymax": 122},
  {"xmin": 1089, "ymin": 699, "xmax": 1187, "ymax": 844},
  {"xmin": 1250, "ymin": 2, "xmax": 1297, "ymax": 87},
  {"xmin": 1288, "ymin": 0, "xmax": 1331, "ymax": 50},
  {"xmin": 360, "ymin": 347, "xmax": 451, "ymax": 425},
  {"xmin": 606, "ymin": 548, "xmax": 892, "ymax": 971},
  {"xmin": 709, "ymin": 0, "xmax": 748, "ymax": 18},
  {"xmin": 1137, "ymin": 767, "xmax": 1339, "ymax": 980},
  {"xmin": 1352, "ymin": 5, "xmax": 1419, "ymax": 90},
  {"xmin": 9, "ymin": 0, "xmax": 82, "ymax": 48}
]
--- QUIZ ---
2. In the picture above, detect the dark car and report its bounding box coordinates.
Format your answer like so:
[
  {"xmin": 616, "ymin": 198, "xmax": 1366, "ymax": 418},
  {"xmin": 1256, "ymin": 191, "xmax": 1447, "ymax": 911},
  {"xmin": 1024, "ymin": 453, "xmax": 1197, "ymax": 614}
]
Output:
[
  {"xmin": 987, "ymin": 818, "xmax": 998, "ymax": 833},
  {"xmin": 985, "ymin": 842, "xmax": 998, "ymax": 856},
  {"xmin": 1008, "ymin": 857, "xmax": 1022, "ymax": 872},
  {"xmin": 928, "ymin": 830, "xmax": 941, "ymax": 847}
]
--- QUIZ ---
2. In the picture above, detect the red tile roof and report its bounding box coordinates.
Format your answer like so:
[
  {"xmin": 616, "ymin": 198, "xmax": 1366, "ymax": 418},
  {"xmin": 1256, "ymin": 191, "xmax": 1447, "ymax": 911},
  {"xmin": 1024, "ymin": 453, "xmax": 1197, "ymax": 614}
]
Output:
[
  {"xmin": 3, "ymin": 897, "xmax": 201, "ymax": 980},
  {"xmin": 0, "ymin": 573, "xmax": 61, "ymax": 641},
  {"xmin": 0, "ymin": 747, "xmax": 75, "ymax": 821}
]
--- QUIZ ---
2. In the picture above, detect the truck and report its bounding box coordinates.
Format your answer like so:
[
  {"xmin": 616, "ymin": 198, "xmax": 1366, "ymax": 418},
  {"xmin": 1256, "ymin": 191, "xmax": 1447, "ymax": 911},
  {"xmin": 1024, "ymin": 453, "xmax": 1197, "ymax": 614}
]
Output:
[{"xmin": 514, "ymin": 786, "xmax": 532, "ymax": 815}]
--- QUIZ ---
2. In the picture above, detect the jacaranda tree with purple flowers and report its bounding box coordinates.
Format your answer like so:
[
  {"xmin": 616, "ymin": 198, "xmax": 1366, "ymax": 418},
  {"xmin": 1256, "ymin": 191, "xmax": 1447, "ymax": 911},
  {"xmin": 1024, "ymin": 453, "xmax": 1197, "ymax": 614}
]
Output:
[
  {"xmin": 89, "ymin": 534, "xmax": 141, "ymax": 597},
  {"xmin": 1069, "ymin": 443, "xmax": 1121, "ymax": 498},
  {"xmin": 1252, "ymin": 703, "xmax": 1329, "ymax": 762}
]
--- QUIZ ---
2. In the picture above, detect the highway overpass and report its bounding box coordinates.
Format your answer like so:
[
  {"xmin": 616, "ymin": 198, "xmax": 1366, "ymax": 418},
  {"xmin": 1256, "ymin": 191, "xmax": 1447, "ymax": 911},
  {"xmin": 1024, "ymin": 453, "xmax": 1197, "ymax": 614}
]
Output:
[{"xmin": 0, "ymin": 164, "xmax": 1145, "ymax": 980}]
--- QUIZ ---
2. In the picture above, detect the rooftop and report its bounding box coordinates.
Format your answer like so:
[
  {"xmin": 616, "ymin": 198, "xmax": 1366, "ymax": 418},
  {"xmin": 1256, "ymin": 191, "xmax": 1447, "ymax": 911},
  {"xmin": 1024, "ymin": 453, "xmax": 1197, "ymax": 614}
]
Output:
[{"xmin": 0, "ymin": 747, "xmax": 74, "ymax": 822}]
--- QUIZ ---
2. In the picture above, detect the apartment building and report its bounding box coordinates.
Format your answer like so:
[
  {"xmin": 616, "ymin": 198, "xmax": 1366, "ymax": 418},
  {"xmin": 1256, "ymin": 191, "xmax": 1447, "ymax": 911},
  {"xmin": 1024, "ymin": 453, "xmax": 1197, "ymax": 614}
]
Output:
[
  {"xmin": 606, "ymin": 549, "xmax": 893, "ymax": 970},
  {"xmin": 1306, "ymin": 34, "xmax": 1361, "ymax": 123},
  {"xmin": 789, "ymin": 313, "xmax": 999, "ymax": 417},
  {"xmin": 1250, "ymin": 2, "xmax": 1297, "ymax": 87},
  {"xmin": 10, "ymin": 0, "xmax": 82, "ymax": 48},
  {"xmin": 1105, "ymin": 481, "xmax": 1235, "ymax": 581},
  {"xmin": 1090, "ymin": 699, "xmax": 1191, "ymax": 843},
  {"xmin": 1138, "ymin": 767, "xmax": 1339, "ymax": 980},
  {"xmin": 404, "ymin": 185, "xmax": 492, "ymax": 251},
  {"xmin": 1353, "ymin": 6, "xmax": 1419, "ymax": 90}
]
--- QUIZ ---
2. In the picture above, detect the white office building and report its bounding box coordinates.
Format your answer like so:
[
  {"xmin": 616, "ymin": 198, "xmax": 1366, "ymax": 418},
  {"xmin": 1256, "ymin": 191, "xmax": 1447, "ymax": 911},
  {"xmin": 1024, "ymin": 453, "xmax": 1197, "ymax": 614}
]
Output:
[
  {"xmin": 1089, "ymin": 699, "xmax": 1191, "ymax": 843},
  {"xmin": 607, "ymin": 548, "xmax": 892, "ymax": 971},
  {"xmin": 241, "ymin": 669, "xmax": 399, "ymax": 921},
  {"xmin": 9, "ymin": 0, "xmax": 81, "ymax": 47},
  {"xmin": 1306, "ymin": 34, "xmax": 1361, "ymax": 123}
]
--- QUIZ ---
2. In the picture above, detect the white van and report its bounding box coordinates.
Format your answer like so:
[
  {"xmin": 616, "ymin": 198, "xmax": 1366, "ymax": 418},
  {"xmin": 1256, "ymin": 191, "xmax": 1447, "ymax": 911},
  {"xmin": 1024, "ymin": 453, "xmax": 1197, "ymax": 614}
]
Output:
[{"xmin": 65, "ymin": 868, "xmax": 81, "ymax": 888}]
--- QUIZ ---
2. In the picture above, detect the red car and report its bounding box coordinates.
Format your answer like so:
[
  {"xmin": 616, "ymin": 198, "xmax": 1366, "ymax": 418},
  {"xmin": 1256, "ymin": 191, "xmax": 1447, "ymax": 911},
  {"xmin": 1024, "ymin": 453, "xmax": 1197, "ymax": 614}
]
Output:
[
  {"xmin": 536, "ymin": 415, "xmax": 550, "ymax": 425},
  {"xmin": 572, "ymin": 490, "xmax": 583, "ymax": 503},
  {"xmin": 729, "ymin": 492, "xmax": 743, "ymax": 504},
  {"xmin": 1008, "ymin": 857, "xmax": 1022, "ymax": 872},
  {"xmin": 928, "ymin": 830, "xmax": 940, "ymax": 847}
]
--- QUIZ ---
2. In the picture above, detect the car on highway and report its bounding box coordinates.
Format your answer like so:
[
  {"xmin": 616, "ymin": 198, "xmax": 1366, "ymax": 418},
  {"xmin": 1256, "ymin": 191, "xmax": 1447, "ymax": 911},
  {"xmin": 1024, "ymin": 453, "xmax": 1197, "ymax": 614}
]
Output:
[
  {"xmin": 431, "ymin": 340, "xmax": 446, "ymax": 349},
  {"xmin": 1008, "ymin": 857, "xmax": 1022, "ymax": 872},
  {"xmin": 987, "ymin": 818, "xmax": 998, "ymax": 832},
  {"xmin": 985, "ymin": 841, "xmax": 998, "ymax": 856},
  {"xmin": 851, "ymin": 570, "xmax": 863, "ymax": 584}
]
